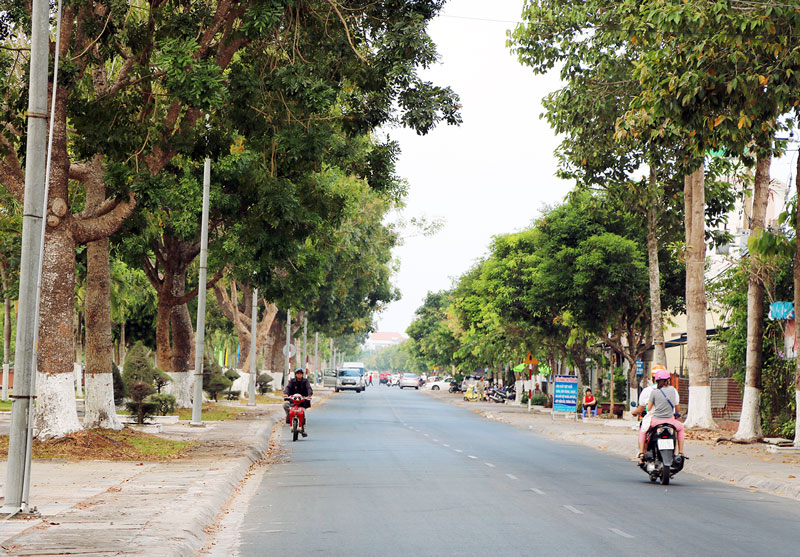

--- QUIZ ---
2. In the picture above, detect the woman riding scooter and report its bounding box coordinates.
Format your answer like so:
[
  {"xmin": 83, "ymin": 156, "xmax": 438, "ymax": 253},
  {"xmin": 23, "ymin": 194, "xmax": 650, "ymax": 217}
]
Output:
[{"xmin": 637, "ymin": 368, "xmax": 684, "ymax": 462}]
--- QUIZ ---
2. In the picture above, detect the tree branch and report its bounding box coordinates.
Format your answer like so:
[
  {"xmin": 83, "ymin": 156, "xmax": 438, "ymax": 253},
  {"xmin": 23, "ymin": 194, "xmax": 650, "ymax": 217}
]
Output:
[{"xmin": 71, "ymin": 192, "xmax": 136, "ymax": 244}]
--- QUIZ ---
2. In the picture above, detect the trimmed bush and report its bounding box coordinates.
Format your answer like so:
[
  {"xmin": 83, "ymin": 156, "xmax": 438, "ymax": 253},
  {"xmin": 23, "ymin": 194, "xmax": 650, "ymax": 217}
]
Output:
[
  {"xmin": 257, "ymin": 374, "xmax": 273, "ymax": 394},
  {"xmin": 149, "ymin": 393, "xmax": 176, "ymax": 415},
  {"xmin": 112, "ymin": 362, "xmax": 126, "ymax": 405},
  {"xmin": 125, "ymin": 381, "xmax": 158, "ymax": 424}
]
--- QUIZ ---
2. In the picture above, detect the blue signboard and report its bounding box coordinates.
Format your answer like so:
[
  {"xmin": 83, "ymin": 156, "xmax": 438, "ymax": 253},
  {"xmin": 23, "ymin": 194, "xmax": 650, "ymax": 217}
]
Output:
[
  {"xmin": 636, "ymin": 359, "xmax": 644, "ymax": 376},
  {"xmin": 553, "ymin": 375, "xmax": 578, "ymax": 412}
]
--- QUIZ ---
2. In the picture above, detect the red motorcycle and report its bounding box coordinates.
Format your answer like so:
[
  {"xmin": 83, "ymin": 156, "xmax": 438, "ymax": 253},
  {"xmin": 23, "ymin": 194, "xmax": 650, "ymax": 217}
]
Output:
[{"xmin": 285, "ymin": 394, "xmax": 310, "ymax": 442}]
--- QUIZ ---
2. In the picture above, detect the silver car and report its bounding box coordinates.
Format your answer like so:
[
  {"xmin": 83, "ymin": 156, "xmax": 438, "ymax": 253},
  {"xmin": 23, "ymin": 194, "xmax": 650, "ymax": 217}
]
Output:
[
  {"xmin": 336, "ymin": 369, "xmax": 365, "ymax": 393},
  {"xmin": 399, "ymin": 373, "xmax": 419, "ymax": 390}
]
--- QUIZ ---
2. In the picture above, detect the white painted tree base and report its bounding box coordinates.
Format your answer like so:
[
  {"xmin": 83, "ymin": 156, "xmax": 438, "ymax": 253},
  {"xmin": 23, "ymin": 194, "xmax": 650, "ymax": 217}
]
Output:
[
  {"xmin": 165, "ymin": 371, "xmax": 193, "ymax": 408},
  {"xmin": 684, "ymin": 385, "xmax": 716, "ymax": 429},
  {"xmin": 83, "ymin": 373, "xmax": 123, "ymax": 430},
  {"xmin": 34, "ymin": 372, "xmax": 83, "ymax": 440},
  {"xmin": 795, "ymin": 390, "xmax": 800, "ymax": 448},
  {"xmin": 733, "ymin": 386, "xmax": 762, "ymax": 441},
  {"xmin": 73, "ymin": 362, "xmax": 83, "ymax": 398}
]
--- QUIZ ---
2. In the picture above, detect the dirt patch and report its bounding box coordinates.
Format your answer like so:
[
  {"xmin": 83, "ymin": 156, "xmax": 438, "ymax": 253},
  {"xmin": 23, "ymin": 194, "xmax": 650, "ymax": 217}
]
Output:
[{"xmin": 0, "ymin": 428, "xmax": 194, "ymax": 461}]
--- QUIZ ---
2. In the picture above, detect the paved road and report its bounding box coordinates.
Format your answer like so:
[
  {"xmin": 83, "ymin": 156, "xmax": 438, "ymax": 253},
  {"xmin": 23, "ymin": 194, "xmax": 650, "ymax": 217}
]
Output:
[{"xmin": 239, "ymin": 387, "xmax": 798, "ymax": 556}]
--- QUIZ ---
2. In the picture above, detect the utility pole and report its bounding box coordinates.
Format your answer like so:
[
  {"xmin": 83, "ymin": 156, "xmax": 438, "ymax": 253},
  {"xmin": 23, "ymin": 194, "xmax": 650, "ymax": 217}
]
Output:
[
  {"xmin": 190, "ymin": 158, "xmax": 211, "ymax": 427},
  {"xmin": 302, "ymin": 317, "xmax": 308, "ymax": 373},
  {"xmin": 329, "ymin": 338, "xmax": 334, "ymax": 371},
  {"xmin": 4, "ymin": 0, "xmax": 56, "ymax": 514},
  {"xmin": 247, "ymin": 288, "xmax": 258, "ymax": 406},
  {"xmin": 282, "ymin": 310, "xmax": 291, "ymax": 389},
  {"xmin": 314, "ymin": 332, "xmax": 319, "ymax": 384}
]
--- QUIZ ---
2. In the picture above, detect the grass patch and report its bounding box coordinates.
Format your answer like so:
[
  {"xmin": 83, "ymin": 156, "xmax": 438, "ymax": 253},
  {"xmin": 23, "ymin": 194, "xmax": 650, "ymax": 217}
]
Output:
[
  {"xmin": 173, "ymin": 402, "xmax": 251, "ymax": 421},
  {"xmin": 0, "ymin": 400, "xmax": 12, "ymax": 411},
  {"xmin": 0, "ymin": 428, "xmax": 193, "ymax": 461},
  {"xmin": 255, "ymin": 394, "xmax": 283, "ymax": 405}
]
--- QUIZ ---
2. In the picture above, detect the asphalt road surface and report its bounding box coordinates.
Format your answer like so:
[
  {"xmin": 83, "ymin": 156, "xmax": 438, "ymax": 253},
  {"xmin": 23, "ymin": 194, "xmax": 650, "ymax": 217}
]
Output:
[{"xmin": 238, "ymin": 387, "xmax": 799, "ymax": 556}]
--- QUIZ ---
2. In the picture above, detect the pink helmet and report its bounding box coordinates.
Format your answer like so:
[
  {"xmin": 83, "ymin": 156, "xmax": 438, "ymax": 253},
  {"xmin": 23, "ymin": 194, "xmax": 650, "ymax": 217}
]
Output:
[{"xmin": 653, "ymin": 369, "xmax": 671, "ymax": 381}]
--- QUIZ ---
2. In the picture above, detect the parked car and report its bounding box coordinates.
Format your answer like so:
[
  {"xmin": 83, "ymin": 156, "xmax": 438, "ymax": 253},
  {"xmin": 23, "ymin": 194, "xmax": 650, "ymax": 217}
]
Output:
[
  {"xmin": 426, "ymin": 377, "xmax": 454, "ymax": 391},
  {"xmin": 399, "ymin": 373, "xmax": 420, "ymax": 390},
  {"xmin": 336, "ymin": 368, "xmax": 365, "ymax": 393},
  {"xmin": 322, "ymin": 368, "xmax": 338, "ymax": 388}
]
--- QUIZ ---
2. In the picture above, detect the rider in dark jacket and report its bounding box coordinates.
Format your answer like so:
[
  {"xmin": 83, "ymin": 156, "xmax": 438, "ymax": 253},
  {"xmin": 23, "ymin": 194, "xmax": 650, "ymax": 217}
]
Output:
[{"xmin": 284, "ymin": 369, "xmax": 313, "ymax": 420}]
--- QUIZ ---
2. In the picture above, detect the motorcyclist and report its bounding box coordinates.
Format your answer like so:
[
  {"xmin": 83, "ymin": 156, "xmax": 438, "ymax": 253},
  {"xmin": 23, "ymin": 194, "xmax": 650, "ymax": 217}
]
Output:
[
  {"xmin": 637, "ymin": 368, "xmax": 684, "ymax": 460},
  {"xmin": 284, "ymin": 369, "xmax": 313, "ymax": 436}
]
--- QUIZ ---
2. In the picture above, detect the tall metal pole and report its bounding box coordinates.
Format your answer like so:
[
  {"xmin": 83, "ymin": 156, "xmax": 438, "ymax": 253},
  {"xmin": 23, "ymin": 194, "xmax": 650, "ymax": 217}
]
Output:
[
  {"xmin": 282, "ymin": 310, "xmax": 291, "ymax": 388},
  {"xmin": 329, "ymin": 338, "xmax": 334, "ymax": 371},
  {"xmin": 3, "ymin": 0, "xmax": 52, "ymax": 514},
  {"xmin": 247, "ymin": 288, "xmax": 258, "ymax": 406},
  {"xmin": 302, "ymin": 317, "xmax": 308, "ymax": 372},
  {"xmin": 314, "ymin": 332, "xmax": 319, "ymax": 384},
  {"xmin": 190, "ymin": 158, "xmax": 211, "ymax": 427}
]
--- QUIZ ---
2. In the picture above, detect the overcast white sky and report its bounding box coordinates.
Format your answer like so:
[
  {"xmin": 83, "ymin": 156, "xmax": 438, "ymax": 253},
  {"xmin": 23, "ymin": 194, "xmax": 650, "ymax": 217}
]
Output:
[{"xmin": 375, "ymin": 0, "xmax": 572, "ymax": 333}]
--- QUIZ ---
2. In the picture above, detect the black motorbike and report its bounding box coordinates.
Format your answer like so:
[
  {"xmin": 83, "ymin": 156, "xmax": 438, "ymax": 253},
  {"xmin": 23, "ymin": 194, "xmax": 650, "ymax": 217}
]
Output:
[
  {"xmin": 639, "ymin": 422, "xmax": 685, "ymax": 485},
  {"xmin": 448, "ymin": 381, "xmax": 461, "ymax": 393}
]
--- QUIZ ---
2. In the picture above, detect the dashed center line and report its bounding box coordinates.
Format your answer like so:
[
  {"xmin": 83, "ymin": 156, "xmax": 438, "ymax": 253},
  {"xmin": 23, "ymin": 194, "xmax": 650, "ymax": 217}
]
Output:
[
  {"xmin": 609, "ymin": 528, "xmax": 634, "ymax": 539},
  {"xmin": 485, "ymin": 462, "xmax": 495, "ymax": 468},
  {"xmin": 454, "ymin": 449, "xmax": 463, "ymax": 453},
  {"xmin": 506, "ymin": 474, "xmax": 518, "ymax": 480},
  {"xmin": 530, "ymin": 488, "xmax": 545, "ymax": 495},
  {"xmin": 424, "ymin": 434, "xmax": 429, "ymax": 437},
  {"xmin": 432, "ymin": 439, "xmax": 439, "ymax": 442},
  {"xmin": 564, "ymin": 505, "xmax": 583, "ymax": 515},
  {"xmin": 443, "ymin": 444, "xmax": 450, "ymax": 447},
  {"xmin": 468, "ymin": 455, "xmax": 478, "ymax": 459}
]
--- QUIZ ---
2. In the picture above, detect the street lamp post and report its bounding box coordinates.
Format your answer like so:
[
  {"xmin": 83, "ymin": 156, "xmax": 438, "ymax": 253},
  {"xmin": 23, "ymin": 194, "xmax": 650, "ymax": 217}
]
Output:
[
  {"xmin": 247, "ymin": 288, "xmax": 258, "ymax": 406},
  {"xmin": 190, "ymin": 158, "xmax": 211, "ymax": 427}
]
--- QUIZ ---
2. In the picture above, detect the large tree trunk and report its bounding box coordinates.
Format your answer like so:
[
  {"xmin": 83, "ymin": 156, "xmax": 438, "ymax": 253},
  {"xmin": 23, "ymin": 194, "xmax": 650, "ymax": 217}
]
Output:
[
  {"xmin": 683, "ymin": 165, "xmax": 716, "ymax": 429},
  {"xmin": 647, "ymin": 166, "xmax": 667, "ymax": 372},
  {"xmin": 167, "ymin": 272, "xmax": 194, "ymax": 408},
  {"xmin": 35, "ymin": 225, "xmax": 83, "ymax": 439},
  {"xmin": 84, "ymin": 235, "xmax": 122, "ymax": 429},
  {"xmin": 734, "ymin": 153, "xmax": 771, "ymax": 442},
  {"xmin": 1, "ymin": 259, "xmax": 10, "ymax": 401},
  {"xmin": 155, "ymin": 297, "xmax": 173, "ymax": 372}
]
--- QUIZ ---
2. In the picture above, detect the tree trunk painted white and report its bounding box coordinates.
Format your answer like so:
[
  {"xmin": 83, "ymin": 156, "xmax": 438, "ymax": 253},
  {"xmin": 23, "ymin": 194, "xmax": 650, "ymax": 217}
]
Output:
[
  {"xmin": 83, "ymin": 372, "xmax": 122, "ymax": 429},
  {"xmin": 734, "ymin": 153, "xmax": 770, "ymax": 441},
  {"xmin": 2, "ymin": 364, "xmax": 8, "ymax": 401},
  {"xmin": 646, "ymin": 166, "xmax": 667, "ymax": 371},
  {"xmin": 34, "ymin": 372, "xmax": 83, "ymax": 440},
  {"xmin": 683, "ymin": 166, "xmax": 716, "ymax": 429},
  {"xmin": 164, "ymin": 370, "xmax": 193, "ymax": 408},
  {"xmin": 73, "ymin": 362, "xmax": 83, "ymax": 398},
  {"xmin": 794, "ymin": 390, "xmax": 800, "ymax": 448}
]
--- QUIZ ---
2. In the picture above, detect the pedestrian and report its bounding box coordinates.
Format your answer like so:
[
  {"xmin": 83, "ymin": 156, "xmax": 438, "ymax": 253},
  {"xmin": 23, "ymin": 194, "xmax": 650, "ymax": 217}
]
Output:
[
  {"xmin": 582, "ymin": 389, "xmax": 597, "ymax": 417},
  {"xmin": 476, "ymin": 376, "xmax": 485, "ymax": 400},
  {"xmin": 368, "ymin": 374, "xmax": 373, "ymax": 386}
]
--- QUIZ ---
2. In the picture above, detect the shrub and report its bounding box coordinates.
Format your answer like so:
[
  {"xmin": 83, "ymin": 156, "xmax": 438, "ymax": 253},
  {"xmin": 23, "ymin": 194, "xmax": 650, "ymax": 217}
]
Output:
[
  {"xmin": 112, "ymin": 362, "xmax": 126, "ymax": 405},
  {"xmin": 530, "ymin": 394, "xmax": 549, "ymax": 406},
  {"xmin": 224, "ymin": 368, "xmax": 240, "ymax": 399},
  {"xmin": 149, "ymin": 393, "xmax": 176, "ymax": 415},
  {"xmin": 153, "ymin": 368, "xmax": 172, "ymax": 394},
  {"xmin": 125, "ymin": 381, "xmax": 158, "ymax": 424},
  {"xmin": 257, "ymin": 374, "xmax": 273, "ymax": 394},
  {"xmin": 203, "ymin": 359, "xmax": 232, "ymax": 401},
  {"xmin": 122, "ymin": 342, "xmax": 157, "ymax": 385},
  {"xmin": 225, "ymin": 390, "xmax": 242, "ymax": 400}
]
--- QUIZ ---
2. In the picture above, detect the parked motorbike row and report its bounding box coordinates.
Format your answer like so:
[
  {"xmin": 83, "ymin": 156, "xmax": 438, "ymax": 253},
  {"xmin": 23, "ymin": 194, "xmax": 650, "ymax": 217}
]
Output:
[{"xmin": 456, "ymin": 383, "xmax": 516, "ymax": 403}]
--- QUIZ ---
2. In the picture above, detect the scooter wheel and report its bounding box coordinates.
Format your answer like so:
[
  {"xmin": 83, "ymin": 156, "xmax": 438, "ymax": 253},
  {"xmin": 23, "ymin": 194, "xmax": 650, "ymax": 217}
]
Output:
[
  {"xmin": 292, "ymin": 418, "xmax": 299, "ymax": 442},
  {"xmin": 660, "ymin": 466, "xmax": 670, "ymax": 485}
]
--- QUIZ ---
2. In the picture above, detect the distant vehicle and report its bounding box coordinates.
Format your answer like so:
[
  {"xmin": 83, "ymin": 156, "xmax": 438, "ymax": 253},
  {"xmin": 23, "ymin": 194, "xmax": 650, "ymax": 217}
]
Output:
[
  {"xmin": 341, "ymin": 361, "xmax": 366, "ymax": 378},
  {"xmin": 336, "ymin": 368, "xmax": 365, "ymax": 393},
  {"xmin": 399, "ymin": 373, "xmax": 420, "ymax": 390},
  {"xmin": 322, "ymin": 369, "xmax": 338, "ymax": 388},
  {"xmin": 426, "ymin": 377, "xmax": 454, "ymax": 391}
]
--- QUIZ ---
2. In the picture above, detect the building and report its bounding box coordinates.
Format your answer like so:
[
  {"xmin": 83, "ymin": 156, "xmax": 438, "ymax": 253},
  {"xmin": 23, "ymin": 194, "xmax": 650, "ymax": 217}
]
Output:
[{"xmin": 363, "ymin": 332, "xmax": 408, "ymax": 351}]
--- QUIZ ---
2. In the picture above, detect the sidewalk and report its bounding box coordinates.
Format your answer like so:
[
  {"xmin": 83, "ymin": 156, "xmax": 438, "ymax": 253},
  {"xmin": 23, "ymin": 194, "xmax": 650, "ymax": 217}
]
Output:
[
  {"xmin": 0, "ymin": 387, "xmax": 332, "ymax": 556},
  {"xmin": 424, "ymin": 390, "xmax": 800, "ymax": 501}
]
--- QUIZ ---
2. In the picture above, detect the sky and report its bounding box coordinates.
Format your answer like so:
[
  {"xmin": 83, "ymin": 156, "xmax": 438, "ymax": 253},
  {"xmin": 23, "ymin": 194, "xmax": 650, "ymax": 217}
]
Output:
[{"xmin": 375, "ymin": 0, "xmax": 572, "ymax": 333}]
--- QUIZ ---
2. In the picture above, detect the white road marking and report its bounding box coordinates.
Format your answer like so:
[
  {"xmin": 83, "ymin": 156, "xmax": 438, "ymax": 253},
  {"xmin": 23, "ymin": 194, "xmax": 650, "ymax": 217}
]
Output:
[
  {"xmin": 609, "ymin": 528, "xmax": 635, "ymax": 539},
  {"xmin": 454, "ymin": 449, "xmax": 463, "ymax": 453},
  {"xmin": 432, "ymin": 439, "xmax": 439, "ymax": 442},
  {"xmin": 468, "ymin": 455, "xmax": 478, "ymax": 459},
  {"xmin": 506, "ymin": 474, "xmax": 518, "ymax": 480},
  {"xmin": 564, "ymin": 505, "xmax": 583, "ymax": 515},
  {"xmin": 485, "ymin": 462, "xmax": 495, "ymax": 468},
  {"xmin": 424, "ymin": 433, "xmax": 429, "ymax": 437},
  {"xmin": 530, "ymin": 488, "xmax": 545, "ymax": 495},
  {"xmin": 443, "ymin": 444, "xmax": 450, "ymax": 447}
]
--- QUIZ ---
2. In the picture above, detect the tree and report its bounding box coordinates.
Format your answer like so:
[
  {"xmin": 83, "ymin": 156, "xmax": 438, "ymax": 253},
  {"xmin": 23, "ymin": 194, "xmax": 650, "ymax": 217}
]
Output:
[{"xmin": 0, "ymin": 0, "xmax": 460, "ymax": 437}]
